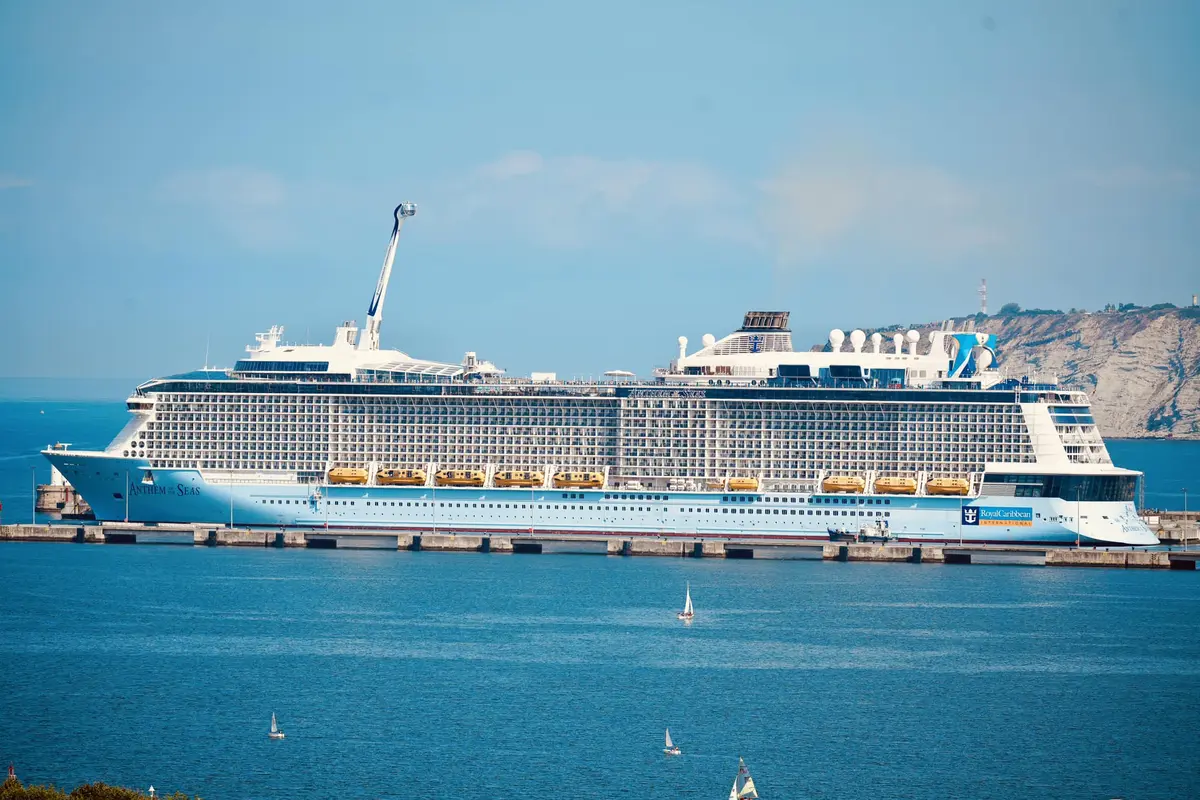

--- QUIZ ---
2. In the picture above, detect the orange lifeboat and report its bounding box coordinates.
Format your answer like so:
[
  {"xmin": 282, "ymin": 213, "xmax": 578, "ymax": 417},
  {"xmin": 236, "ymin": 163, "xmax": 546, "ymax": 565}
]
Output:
[
  {"xmin": 328, "ymin": 468, "xmax": 368, "ymax": 485},
  {"xmin": 552, "ymin": 471, "xmax": 604, "ymax": 489},
  {"xmin": 822, "ymin": 476, "xmax": 866, "ymax": 494},
  {"xmin": 494, "ymin": 470, "xmax": 544, "ymax": 488},
  {"xmin": 435, "ymin": 469, "xmax": 486, "ymax": 487},
  {"xmin": 376, "ymin": 468, "xmax": 426, "ymax": 486},
  {"xmin": 874, "ymin": 476, "xmax": 917, "ymax": 495},
  {"xmin": 926, "ymin": 478, "xmax": 970, "ymax": 496}
]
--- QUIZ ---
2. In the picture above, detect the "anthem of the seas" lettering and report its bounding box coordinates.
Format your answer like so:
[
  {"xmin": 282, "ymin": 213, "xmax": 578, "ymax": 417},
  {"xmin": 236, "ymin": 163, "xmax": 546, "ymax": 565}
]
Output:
[{"xmin": 129, "ymin": 483, "xmax": 200, "ymax": 497}]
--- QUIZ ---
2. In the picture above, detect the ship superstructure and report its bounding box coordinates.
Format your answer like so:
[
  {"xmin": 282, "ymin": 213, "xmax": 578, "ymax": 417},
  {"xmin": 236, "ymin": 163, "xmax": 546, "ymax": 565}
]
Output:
[{"xmin": 44, "ymin": 204, "xmax": 1155, "ymax": 546}]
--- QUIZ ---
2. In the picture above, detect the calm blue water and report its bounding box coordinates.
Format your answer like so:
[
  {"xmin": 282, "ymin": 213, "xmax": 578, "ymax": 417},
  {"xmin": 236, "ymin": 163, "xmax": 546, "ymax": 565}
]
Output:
[
  {"xmin": 2, "ymin": 400, "xmax": 1198, "ymax": 522},
  {"xmin": 2, "ymin": 400, "xmax": 1200, "ymax": 796},
  {"xmin": 1, "ymin": 544, "xmax": 1198, "ymax": 798}
]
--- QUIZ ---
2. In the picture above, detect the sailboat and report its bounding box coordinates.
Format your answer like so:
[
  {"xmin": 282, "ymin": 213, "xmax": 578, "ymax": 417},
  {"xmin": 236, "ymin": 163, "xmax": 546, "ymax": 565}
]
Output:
[
  {"xmin": 728, "ymin": 757, "xmax": 759, "ymax": 799},
  {"xmin": 677, "ymin": 583, "xmax": 694, "ymax": 621},
  {"xmin": 268, "ymin": 712, "xmax": 286, "ymax": 740},
  {"xmin": 663, "ymin": 728, "xmax": 681, "ymax": 756}
]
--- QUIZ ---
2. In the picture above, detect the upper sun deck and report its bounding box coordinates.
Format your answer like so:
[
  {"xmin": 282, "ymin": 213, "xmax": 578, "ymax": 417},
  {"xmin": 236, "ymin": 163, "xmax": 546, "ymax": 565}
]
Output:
[
  {"xmin": 131, "ymin": 308, "xmax": 1072, "ymax": 402},
  {"xmin": 661, "ymin": 311, "xmax": 1007, "ymax": 390}
]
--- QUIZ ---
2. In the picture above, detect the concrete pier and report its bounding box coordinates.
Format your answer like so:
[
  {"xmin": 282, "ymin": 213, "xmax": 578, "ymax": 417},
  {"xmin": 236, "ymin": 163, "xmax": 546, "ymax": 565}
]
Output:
[
  {"xmin": 2, "ymin": 523, "xmax": 1196, "ymax": 570},
  {"xmin": 1045, "ymin": 549, "xmax": 1174, "ymax": 568},
  {"xmin": 823, "ymin": 544, "xmax": 944, "ymax": 563}
]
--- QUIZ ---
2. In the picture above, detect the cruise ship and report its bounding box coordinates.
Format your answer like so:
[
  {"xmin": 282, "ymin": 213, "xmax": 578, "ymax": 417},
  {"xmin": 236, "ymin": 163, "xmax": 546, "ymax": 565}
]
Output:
[{"xmin": 44, "ymin": 203, "xmax": 1157, "ymax": 546}]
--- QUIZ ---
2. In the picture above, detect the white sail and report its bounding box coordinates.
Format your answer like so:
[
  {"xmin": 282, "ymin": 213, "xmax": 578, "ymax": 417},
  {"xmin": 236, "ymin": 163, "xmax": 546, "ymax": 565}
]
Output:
[
  {"xmin": 270, "ymin": 713, "xmax": 278, "ymax": 734},
  {"xmin": 665, "ymin": 728, "xmax": 674, "ymax": 748},
  {"xmin": 729, "ymin": 758, "xmax": 758, "ymax": 800},
  {"xmin": 683, "ymin": 583, "xmax": 693, "ymax": 616}
]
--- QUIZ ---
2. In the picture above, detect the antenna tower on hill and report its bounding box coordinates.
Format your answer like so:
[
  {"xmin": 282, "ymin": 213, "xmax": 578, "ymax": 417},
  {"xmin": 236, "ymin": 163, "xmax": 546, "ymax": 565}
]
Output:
[{"xmin": 978, "ymin": 279, "xmax": 988, "ymax": 315}]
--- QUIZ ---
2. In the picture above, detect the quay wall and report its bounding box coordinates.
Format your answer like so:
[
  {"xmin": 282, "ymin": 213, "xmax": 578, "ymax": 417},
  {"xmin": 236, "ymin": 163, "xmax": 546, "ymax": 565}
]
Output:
[{"xmin": 1, "ymin": 524, "xmax": 1193, "ymax": 571}]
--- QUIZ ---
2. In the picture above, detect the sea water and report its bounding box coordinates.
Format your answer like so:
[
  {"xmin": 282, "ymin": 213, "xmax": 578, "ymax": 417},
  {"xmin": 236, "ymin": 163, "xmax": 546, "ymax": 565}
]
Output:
[
  {"xmin": 1, "ymin": 543, "xmax": 1198, "ymax": 799},
  {"xmin": 1, "ymin": 399, "xmax": 1200, "ymax": 798}
]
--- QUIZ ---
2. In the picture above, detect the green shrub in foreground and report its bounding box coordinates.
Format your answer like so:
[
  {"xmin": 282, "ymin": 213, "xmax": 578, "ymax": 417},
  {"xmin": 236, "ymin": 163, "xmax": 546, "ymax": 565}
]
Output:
[{"xmin": 1, "ymin": 778, "xmax": 196, "ymax": 800}]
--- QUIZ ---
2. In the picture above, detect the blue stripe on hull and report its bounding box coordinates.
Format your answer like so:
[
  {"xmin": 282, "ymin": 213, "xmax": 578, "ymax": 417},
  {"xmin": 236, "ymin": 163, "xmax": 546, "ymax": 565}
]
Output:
[{"xmin": 44, "ymin": 453, "xmax": 1159, "ymax": 547}]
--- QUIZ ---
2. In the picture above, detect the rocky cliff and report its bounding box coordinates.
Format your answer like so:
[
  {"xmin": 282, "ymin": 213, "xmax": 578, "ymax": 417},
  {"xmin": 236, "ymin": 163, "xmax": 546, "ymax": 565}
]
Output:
[{"xmin": 835, "ymin": 307, "xmax": 1200, "ymax": 439}]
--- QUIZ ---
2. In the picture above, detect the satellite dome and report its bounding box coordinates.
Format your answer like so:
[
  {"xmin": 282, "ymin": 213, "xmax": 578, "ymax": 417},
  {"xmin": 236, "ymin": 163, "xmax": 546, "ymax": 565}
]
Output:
[
  {"xmin": 906, "ymin": 329, "xmax": 920, "ymax": 343},
  {"xmin": 892, "ymin": 333, "xmax": 904, "ymax": 353},
  {"xmin": 849, "ymin": 329, "xmax": 866, "ymax": 352},
  {"xmin": 829, "ymin": 329, "xmax": 845, "ymax": 351},
  {"xmin": 678, "ymin": 336, "xmax": 688, "ymax": 346},
  {"xmin": 869, "ymin": 332, "xmax": 882, "ymax": 352},
  {"xmin": 702, "ymin": 333, "xmax": 716, "ymax": 348}
]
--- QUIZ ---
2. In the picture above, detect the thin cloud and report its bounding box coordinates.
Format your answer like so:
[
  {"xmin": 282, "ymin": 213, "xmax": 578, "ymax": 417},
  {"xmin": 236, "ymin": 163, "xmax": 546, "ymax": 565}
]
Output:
[
  {"xmin": 443, "ymin": 150, "xmax": 746, "ymax": 248},
  {"xmin": 0, "ymin": 175, "xmax": 34, "ymax": 190},
  {"xmin": 160, "ymin": 167, "xmax": 291, "ymax": 249},
  {"xmin": 757, "ymin": 151, "xmax": 1007, "ymax": 265},
  {"xmin": 440, "ymin": 147, "xmax": 1006, "ymax": 265},
  {"xmin": 1075, "ymin": 166, "xmax": 1193, "ymax": 190}
]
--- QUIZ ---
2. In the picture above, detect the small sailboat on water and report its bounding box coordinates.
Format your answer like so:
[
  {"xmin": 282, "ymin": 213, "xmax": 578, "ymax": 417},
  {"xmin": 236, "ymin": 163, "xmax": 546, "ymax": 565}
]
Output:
[
  {"xmin": 677, "ymin": 583, "xmax": 694, "ymax": 621},
  {"xmin": 663, "ymin": 728, "xmax": 681, "ymax": 756},
  {"xmin": 269, "ymin": 712, "xmax": 286, "ymax": 740},
  {"xmin": 728, "ymin": 757, "xmax": 759, "ymax": 799}
]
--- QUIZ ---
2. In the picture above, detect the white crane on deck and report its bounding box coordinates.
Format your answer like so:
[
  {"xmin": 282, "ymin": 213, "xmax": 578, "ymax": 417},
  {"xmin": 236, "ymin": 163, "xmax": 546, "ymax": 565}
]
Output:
[{"xmin": 358, "ymin": 202, "xmax": 417, "ymax": 351}]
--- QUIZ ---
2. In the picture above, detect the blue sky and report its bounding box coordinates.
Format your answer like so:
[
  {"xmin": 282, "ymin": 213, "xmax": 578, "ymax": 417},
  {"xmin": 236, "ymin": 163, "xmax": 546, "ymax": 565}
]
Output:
[{"xmin": 1, "ymin": 0, "xmax": 1197, "ymax": 383}]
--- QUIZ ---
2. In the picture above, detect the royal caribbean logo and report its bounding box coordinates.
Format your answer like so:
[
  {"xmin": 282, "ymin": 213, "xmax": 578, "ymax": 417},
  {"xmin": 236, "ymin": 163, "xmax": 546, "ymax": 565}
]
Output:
[{"xmin": 962, "ymin": 506, "xmax": 1033, "ymax": 527}]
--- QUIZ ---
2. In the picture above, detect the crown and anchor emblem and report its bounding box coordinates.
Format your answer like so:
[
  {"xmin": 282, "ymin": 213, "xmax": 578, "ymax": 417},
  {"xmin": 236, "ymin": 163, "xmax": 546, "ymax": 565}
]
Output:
[{"xmin": 962, "ymin": 507, "xmax": 979, "ymax": 525}]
